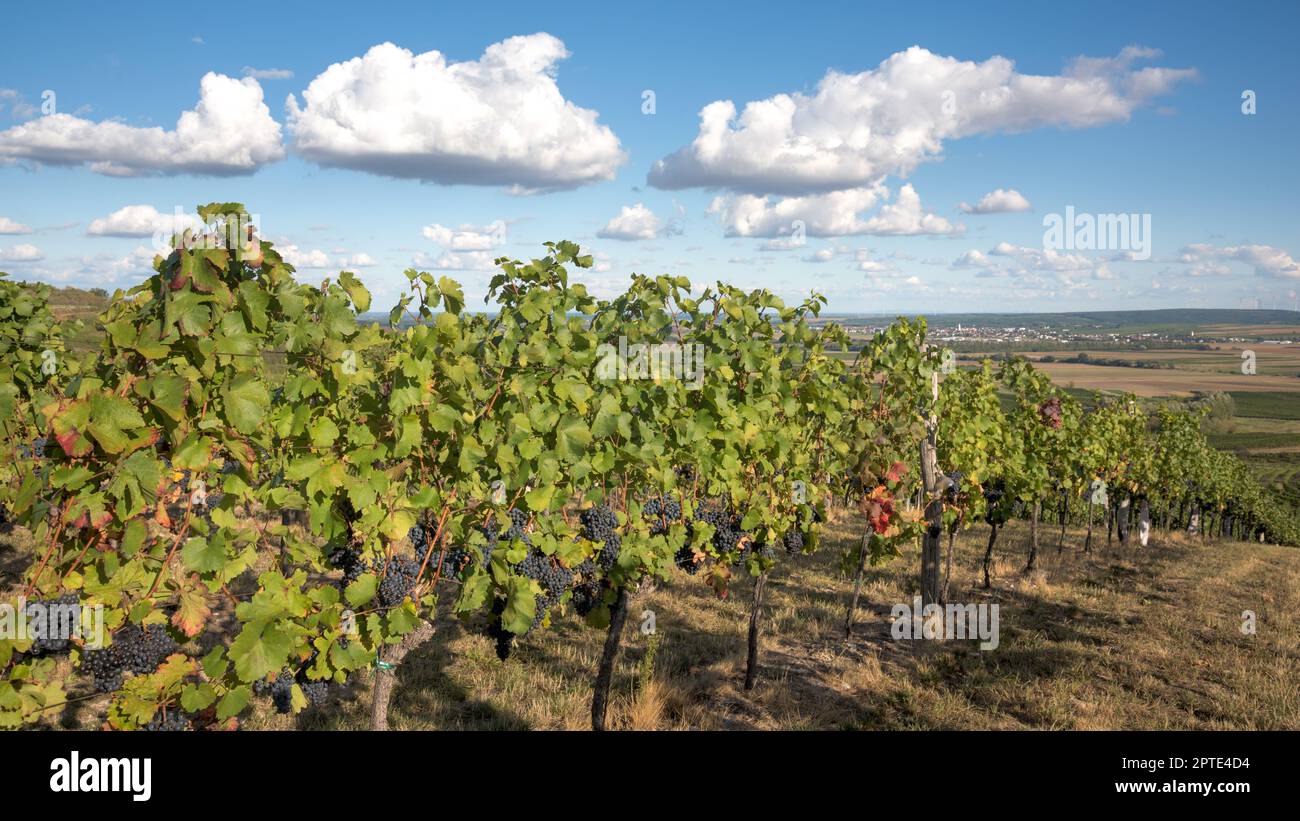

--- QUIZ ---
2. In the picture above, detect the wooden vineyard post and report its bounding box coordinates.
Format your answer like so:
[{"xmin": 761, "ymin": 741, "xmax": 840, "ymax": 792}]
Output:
[
  {"xmin": 920, "ymin": 372, "xmax": 943, "ymax": 608},
  {"xmin": 844, "ymin": 533, "xmax": 871, "ymax": 638},
  {"xmin": 744, "ymin": 571, "xmax": 769, "ymax": 690}
]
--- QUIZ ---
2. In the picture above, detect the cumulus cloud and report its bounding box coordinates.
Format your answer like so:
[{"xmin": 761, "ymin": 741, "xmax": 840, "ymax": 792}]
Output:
[
  {"xmin": 0, "ymin": 216, "xmax": 32, "ymax": 234},
  {"xmin": 280, "ymin": 244, "xmax": 333, "ymax": 269},
  {"xmin": 860, "ymin": 184, "xmax": 963, "ymax": 236},
  {"xmin": 342, "ymin": 253, "xmax": 377, "ymax": 267},
  {"xmin": 0, "ymin": 73, "xmax": 284, "ymax": 176},
  {"xmin": 706, "ymin": 185, "xmax": 886, "ymax": 238},
  {"xmin": 597, "ymin": 203, "xmax": 668, "ymax": 241},
  {"xmin": 953, "ymin": 241, "xmax": 1115, "ymax": 283},
  {"xmin": 412, "ymin": 250, "xmax": 498, "ymax": 271},
  {"xmin": 959, "ymin": 188, "xmax": 1031, "ymax": 214},
  {"xmin": 856, "ymin": 248, "xmax": 897, "ymax": 274},
  {"xmin": 0, "ymin": 243, "xmax": 43, "ymax": 262},
  {"xmin": 286, "ymin": 35, "xmax": 626, "ymax": 192},
  {"xmin": 421, "ymin": 222, "xmax": 506, "ymax": 250},
  {"xmin": 649, "ymin": 45, "xmax": 1194, "ymax": 195},
  {"xmin": 87, "ymin": 204, "xmax": 203, "ymax": 237},
  {"xmin": 1178, "ymin": 244, "xmax": 1300, "ymax": 279}
]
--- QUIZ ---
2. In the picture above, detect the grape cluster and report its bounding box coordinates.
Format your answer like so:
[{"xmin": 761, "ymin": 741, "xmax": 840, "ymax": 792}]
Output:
[
  {"xmin": 519, "ymin": 550, "xmax": 574, "ymax": 628},
  {"xmin": 580, "ymin": 505, "xmax": 621, "ymax": 570},
  {"xmin": 328, "ymin": 544, "xmax": 368, "ymax": 588},
  {"xmin": 983, "ymin": 480, "xmax": 1006, "ymax": 510},
  {"xmin": 24, "ymin": 593, "xmax": 79, "ymax": 656},
  {"xmin": 487, "ymin": 598, "xmax": 514, "ymax": 661},
  {"xmin": 17, "ymin": 437, "xmax": 48, "ymax": 459},
  {"xmin": 566, "ymin": 559, "xmax": 600, "ymax": 616},
  {"xmin": 644, "ymin": 496, "xmax": 682, "ymax": 536},
  {"xmin": 695, "ymin": 505, "xmax": 745, "ymax": 555},
  {"xmin": 782, "ymin": 528, "xmax": 805, "ymax": 555},
  {"xmin": 944, "ymin": 471, "xmax": 964, "ymax": 502},
  {"xmin": 377, "ymin": 556, "xmax": 420, "ymax": 608},
  {"xmin": 300, "ymin": 679, "xmax": 330, "ymax": 707},
  {"xmin": 270, "ymin": 670, "xmax": 295, "ymax": 714},
  {"xmin": 483, "ymin": 507, "xmax": 529, "ymax": 559},
  {"xmin": 144, "ymin": 709, "xmax": 192, "ymax": 731},
  {"xmin": 79, "ymin": 624, "xmax": 178, "ymax": 693},
  {"xmin": 674, "ymin": 543, "xmax": 702, "ymax": 574}
]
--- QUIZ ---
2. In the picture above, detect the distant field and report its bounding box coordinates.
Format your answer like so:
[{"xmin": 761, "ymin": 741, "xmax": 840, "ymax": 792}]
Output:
[
  {"xmin": 1229, "ymin": 391, "xmax": 1300, "ymax": 420},
  {"xmin": 1022, "ymin": 362, "xmax": 1300, "ymax": 397}
]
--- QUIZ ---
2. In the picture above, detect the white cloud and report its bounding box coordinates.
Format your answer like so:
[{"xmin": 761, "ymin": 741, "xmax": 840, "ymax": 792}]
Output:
[
  {"xmin": 856, "ymin": 248, "xmax": 897, "ymax": 274},
  {"xmin": 243, "ymin": 67, "xmax": 294, "ymax": 80},
  {"xmin": 280, "ymin": 244, "xmax": 333, "ymax": 269},
  {"xmin": 421, "ymin": 222, "xmax": 506, "ymax": 250},
  {"xmin": 706, "ymin": 185, "xmax": 886, "ymax": 238},
  {"xmin": 860, "ymin": 184, "xmax": 963, "ymax": 236},
  {"xmin": 287, "ymin": 35, "xmax": 626, "ymax": 192},
  {"xmin": 343, "ymin": 253, "xmax": 376, "ymax": 267},
  {"xmin": 953, "ymin": 241, "xmax": 1115, "ymax": 283},
  {"xmin": 413, "ymin": 250, "xmax": 498, "ymax": 271},
  {"xmin": 0, "ymin": 73, "xmax": 284, "ymax": 176},
  {"xmin": 1178, "ymin": 244, "xmax": 1300, "ymax": 279},
  {"xmin": 959, "ymin": 188, "xmax": 1031, "ymax": 214},
  {"xmin": 87, "ymin": 204, "xmax": 202, "ymax": 237},
  {"xmin": 0, "ymin": 243, "xmax": 43, "ymax": 261},
  {"xmin": 650, "ymin": 45, "xmax": 1194, "ymax": 195},
  {"xmin": 597, "ymin": 203, "xmax": 665, "ymax": 241},
  {"xmin": 0, "ymin": 216, "xmax": 32, "ymax": 234}
]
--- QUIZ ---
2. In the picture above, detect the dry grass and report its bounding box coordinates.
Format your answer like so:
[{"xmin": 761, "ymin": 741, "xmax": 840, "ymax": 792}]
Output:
[
  {"xmin": 4, "ymin": 509, "xmax": 1298, "ymax": 731},
  {"xmin": 263, "ymin": 512, "xmax": 1300, "ymax": 731}
]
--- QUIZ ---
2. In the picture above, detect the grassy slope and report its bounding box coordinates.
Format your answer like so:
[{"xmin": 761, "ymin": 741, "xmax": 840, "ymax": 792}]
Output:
[{"xmin": 243, "ymin": 512, "xmax": 1296, "ymax": 731}]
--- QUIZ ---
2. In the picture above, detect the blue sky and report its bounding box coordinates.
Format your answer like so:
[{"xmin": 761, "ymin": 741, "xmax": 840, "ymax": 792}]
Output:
[{"xmin": 1, "ymin": 0, "xmax": 1297, "ymax": 313}]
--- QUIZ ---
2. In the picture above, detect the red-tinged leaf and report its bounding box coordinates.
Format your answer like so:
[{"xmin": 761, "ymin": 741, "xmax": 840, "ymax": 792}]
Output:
[{"xmin": 171, "ymin": 576, "xmax": 212, "ymax": 638}]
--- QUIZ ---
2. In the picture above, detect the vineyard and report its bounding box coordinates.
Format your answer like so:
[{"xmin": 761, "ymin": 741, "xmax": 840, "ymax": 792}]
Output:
[{"xmin": 2, "ymin": 204, "xmax": 1297, "ymax": 731}]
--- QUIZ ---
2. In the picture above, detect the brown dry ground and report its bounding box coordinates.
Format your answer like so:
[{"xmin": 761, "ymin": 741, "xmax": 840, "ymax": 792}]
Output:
[{"xmin": 5, "ymin": 509, "xmax": 1298, "ymax": 730}]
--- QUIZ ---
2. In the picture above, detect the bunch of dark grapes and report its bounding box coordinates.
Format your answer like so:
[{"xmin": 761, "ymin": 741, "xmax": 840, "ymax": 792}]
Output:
[
  {"xmin": 519, "ymin": 550, "xmax": 574, "ymax": 628},
  {"xmin": 944, "ymin": 471, "xmax": 964, "ymax": 502},
  {"xmin": 580, "ymin": 505, "xmax": 621, "ymax": 570},
  {"xmin": 79, "ymin": 624, "xmax": 177, "ymax": 692},
  {"xmin": 270, "ymin": 670, "xmax": 295, "ymax": 714},
  {"xmin": 18, "ymin": 437, "xmax": 48, "ymax": 459},
  {"xmin": 782, "ymin": 528, "xmax": 806, "ymax": 555},
  {"xmin": 487, "ymin": 598, "xmax": 514, "ymax": 661},
  {"xmin": 299, "ymin": 679, "xmax": 330, "ymax": 707},
  {"xmin": 983, "ymin": 480, "xmax": 1009, "ymax": 525},
  {"xmin": 675, "ymin": 464, "xmax": 697, "ymax": 484},
  {"xmin": 24, "ymin": 593, "xmax": 79, "ymax": 656},
  {"xmin": 377, "ymin": 556, "xmax": 420, "ymax": 608},
  {"xmin": 482, "ymin": 507, "xmax": 529, "ymax": 560},
  {"xmin": 407, "ymin": 522, "xmax": 429, "ymax": 556},
  {"xmin": 328, "ymin": 544, "xmax": 367, "ymax": 588},
  {"xmin": 691, "ymin": 504, "xmax": 744, "ymax": 557},
  {"xmin": 144, "ymin": 709, "xmax": 192, "ymax": 731},
  {"xmin": 567, "ymin": 559, "xmax": 601, "ymax": 616},
  {"xmin": 644, "ymin": 496, "xmax": 682, "ymax": 536},
  {"xmin": 674, "ymin": 543, "xmax": 702, "ymax": 574}
]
